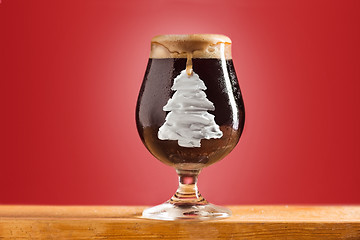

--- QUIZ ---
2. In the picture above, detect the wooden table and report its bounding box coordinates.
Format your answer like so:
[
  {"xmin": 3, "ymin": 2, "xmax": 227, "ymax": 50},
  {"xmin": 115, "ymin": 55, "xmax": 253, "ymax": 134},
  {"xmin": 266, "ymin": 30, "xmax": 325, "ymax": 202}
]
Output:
[{"xmin": 0, "ymin": 205, "xmax": 359, "ymax": 239}]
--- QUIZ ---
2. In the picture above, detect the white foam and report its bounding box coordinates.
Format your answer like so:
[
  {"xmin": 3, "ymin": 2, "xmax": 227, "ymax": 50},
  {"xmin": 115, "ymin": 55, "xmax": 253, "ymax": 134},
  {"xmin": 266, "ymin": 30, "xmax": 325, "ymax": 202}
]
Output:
[{"xmin": 158, "ymin": 70, "xmax": 223, "ymax": 148}]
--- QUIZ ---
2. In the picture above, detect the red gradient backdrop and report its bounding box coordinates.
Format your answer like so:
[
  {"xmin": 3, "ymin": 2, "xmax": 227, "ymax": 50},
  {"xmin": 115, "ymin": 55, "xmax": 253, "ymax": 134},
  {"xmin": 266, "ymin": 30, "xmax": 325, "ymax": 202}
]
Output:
[{"xmin": 1, "ymin": 0, "xmax": 359, "ymax": 205}]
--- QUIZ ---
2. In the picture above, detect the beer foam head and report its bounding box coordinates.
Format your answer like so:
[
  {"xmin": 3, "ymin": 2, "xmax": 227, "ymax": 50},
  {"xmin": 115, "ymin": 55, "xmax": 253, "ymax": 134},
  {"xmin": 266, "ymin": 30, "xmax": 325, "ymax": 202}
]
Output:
[{"xmin": 150, "ymin": 34, "xmax": 232, "ymax": 59}]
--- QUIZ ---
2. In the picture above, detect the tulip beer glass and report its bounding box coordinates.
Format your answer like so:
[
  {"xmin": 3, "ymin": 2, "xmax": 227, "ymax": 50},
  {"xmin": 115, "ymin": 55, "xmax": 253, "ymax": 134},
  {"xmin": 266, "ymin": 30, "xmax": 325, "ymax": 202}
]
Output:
[{"xmin": 136, "ymin": 34, "xmax": 245, "ymax": 220}]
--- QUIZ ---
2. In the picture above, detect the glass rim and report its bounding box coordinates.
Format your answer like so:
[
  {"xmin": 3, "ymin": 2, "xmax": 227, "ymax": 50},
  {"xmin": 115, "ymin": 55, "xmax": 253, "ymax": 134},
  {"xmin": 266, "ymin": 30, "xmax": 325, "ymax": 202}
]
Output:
[{"xmin": 151, "ymin": 34, "xmax": 232, "ymax": 44}]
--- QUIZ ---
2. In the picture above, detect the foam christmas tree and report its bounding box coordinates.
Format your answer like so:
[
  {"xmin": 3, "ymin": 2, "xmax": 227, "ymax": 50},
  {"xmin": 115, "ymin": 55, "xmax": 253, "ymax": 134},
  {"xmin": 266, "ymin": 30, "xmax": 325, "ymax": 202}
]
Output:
[{"xmin": 158, "ymin": 70, "xmax": 223, "ymax": 148}]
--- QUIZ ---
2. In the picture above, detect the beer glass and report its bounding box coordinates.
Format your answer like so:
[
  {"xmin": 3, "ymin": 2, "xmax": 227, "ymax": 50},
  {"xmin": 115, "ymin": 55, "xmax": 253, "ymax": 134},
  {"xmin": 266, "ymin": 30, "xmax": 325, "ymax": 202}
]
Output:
[{"xmin": 136, "ymin": 34, "xmax": 245, "ymax": 220}]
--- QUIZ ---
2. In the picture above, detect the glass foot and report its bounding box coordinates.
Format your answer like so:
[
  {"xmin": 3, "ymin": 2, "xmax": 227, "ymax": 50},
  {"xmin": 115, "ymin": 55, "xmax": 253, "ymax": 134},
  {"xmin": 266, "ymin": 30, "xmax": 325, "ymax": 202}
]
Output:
[{"xmin": 142, "ymin": 202, "xmax": 231, "ymax": 221}]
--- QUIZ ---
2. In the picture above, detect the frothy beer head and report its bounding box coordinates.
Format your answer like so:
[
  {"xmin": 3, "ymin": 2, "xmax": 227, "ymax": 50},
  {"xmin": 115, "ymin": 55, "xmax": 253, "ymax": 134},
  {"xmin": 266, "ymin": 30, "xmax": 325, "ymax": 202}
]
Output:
[{"xmin": 150, "ymin": 34, "xmax": 232, "ymax": 59}]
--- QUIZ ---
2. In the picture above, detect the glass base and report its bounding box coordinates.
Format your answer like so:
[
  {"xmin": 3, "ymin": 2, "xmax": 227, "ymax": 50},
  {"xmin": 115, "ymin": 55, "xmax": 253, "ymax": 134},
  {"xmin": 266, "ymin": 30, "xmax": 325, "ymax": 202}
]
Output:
[{"xmin": 142, "ymin": 202, "xmax": 231, "ymax": 221}]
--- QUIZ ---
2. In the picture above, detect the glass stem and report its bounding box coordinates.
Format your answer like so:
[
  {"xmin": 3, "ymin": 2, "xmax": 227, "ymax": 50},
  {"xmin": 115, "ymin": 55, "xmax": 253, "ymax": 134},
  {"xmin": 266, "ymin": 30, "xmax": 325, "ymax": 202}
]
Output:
[{"xmin": 169, "ymin": 169, "xmax": 208, "ymax": 206}]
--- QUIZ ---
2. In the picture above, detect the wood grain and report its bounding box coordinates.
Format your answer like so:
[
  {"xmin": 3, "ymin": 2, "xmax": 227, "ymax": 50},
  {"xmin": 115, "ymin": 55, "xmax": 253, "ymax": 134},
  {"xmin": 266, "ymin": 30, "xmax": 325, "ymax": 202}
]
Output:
[{"xmin": 0, "ymin": 205, "xmax": 359, "ymax": 239}]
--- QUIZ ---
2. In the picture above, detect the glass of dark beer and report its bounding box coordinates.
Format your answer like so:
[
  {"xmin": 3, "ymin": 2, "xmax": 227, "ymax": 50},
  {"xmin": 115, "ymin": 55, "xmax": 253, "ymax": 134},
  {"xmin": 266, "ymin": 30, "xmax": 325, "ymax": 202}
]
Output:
[{"xmin": 136, "ymin": 34, "xmax": 245, "ymax": 220}]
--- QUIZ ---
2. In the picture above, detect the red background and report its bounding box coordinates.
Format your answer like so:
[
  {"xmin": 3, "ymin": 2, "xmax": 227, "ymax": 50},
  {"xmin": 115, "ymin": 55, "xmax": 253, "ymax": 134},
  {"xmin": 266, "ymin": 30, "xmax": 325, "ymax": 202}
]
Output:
[{"xmin": 1, "ymin": 0, "xmax": 359, "ymax": 205}]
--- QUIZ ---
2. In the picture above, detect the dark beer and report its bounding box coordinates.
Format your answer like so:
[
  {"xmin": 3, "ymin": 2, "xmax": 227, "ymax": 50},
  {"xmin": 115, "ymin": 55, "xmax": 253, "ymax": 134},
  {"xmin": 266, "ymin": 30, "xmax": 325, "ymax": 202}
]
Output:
[{"xmin": 136, "ymin": 58, "xmax": 245, "ymax": 169}]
